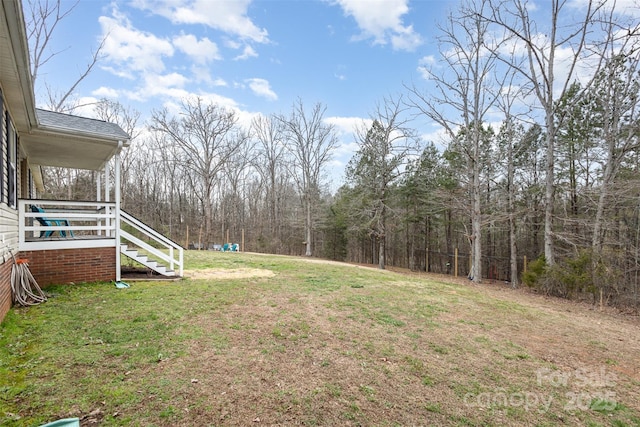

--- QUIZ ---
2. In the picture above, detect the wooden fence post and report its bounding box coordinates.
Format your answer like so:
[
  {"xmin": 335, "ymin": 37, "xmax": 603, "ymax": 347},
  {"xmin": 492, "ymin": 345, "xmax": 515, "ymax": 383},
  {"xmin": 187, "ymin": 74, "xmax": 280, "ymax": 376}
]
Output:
[{"xmin": 454, "ymin": 247, "xmax": 458, "ymax": 278}]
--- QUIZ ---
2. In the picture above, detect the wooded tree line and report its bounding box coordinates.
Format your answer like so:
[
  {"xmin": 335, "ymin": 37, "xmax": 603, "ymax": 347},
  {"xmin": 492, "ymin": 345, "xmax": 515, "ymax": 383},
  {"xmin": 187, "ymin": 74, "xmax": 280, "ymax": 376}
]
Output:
[{"xmin": 31, "ymin": 0, "xmax": 640, "ymax": 309}]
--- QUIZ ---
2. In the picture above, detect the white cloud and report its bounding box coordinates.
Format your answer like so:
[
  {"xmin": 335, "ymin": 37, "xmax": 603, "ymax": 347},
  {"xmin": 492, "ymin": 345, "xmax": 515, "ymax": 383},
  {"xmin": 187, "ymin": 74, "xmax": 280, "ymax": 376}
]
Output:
[
  {"xmin": 121, "ymin": 72, "xmax": 190, "ymax": 102},
  {"xmin": 188, "ymin": 66, "xmax": 229, "ymax": 86},
  {"xmin": 324, "ymin": 116, "xmax": 366, "ymax": 137},
  {"xmin": 92, "ymin": 86, "xmax": 120, "ymax": 99},
  {"xmin": 390, "ymin": 24, "xmax": 422, "ymax": 51},
  {"xmin": 160, "ymin": 92, "xmax": 241, "ymax": 119},
  {"xmin": 131, "ymin": 0, "xmax": 269, "ymax": 43},
  {"xmin": 233, "ymin": 109, "xmax": 262, "ymax": 132},
  {"xmin": 190, "ymin": 66, "xmax": 213, "ymax": 84},
  {"xmin": 74, "ymin": 96, "xmax": 100, "ymax": 118},
  {"xmin": 570, "ymin": 0, "xmax": 640, "ymax": 18},
  {"xmin": 322, "ymin": 116, "xmax": 376, "ymax": 188},
  {"xmin": 334, "ymin": 64, "xmax": 347, "ymax": 80},
  {"xmin": 420, "ymin": 124, "xmax": 449, "ymax": 151},
  {"xmin": 173, "ymin": 33, "xmax": 221, "ymax": 64},
  {"xmin": 417, "ymin": 54, "xmax": 436, "ymax": 79},
  {"xmin": 526, "ymin": 1, "xmax": 539, "ymax": 12},
  {"xmin": 246, "ymin": 78, "xmax": 277, "ymax": 101},
  {"xmin": 615, "ymin": 0, "xmax": 640, "ymax": 17},
  {"xmin": 332, "ymin": 0, "xmax": 422, "ymax": 51},
  {"xmin": 99, "ymin": 12, "xmax": 174, "ymax": 74},
  {"xmin": 211, "ymin": 78, "xmax": 228, "ymax": 87},
  {"xmin": 234, "ymin": 45, "xmax": 258, "ymax": 60},
  {"xmin": 187, "ymin": 92, "xmax": 240, "ymax": 110},
  {"xmin": 225, "ymin": 39, "xmax": 241, "ymax": 49},
  {"xmin": 146, "ymin": 72, "xmax": 189, "ymax": 91},
  {"xmin": 101, "ymin": 1, "xmax": 264, "ymax": 113},
  {"xmin": 334, "ymin": 140, "xmax": 361, "ymax": 159},
  {"xmin": 167, "ymin": 93, "xmax": 258, "ymax": 131}
]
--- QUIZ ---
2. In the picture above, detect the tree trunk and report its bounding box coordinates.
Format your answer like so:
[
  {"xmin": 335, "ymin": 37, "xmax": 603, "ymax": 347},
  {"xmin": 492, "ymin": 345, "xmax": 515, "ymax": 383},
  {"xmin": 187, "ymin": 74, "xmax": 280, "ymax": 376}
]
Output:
[
  {"xmin": 508, "ymin": 131, "xmax": 519, "ymax": 288},
  {"xmin": 379, "ymin": 204, "xmax": 386, "ymax": 269},
  {"xmin": 471, "ymin": 161, "xmax": 482, "ymax": 282},
  {"xmin": 592, "ymin": 139, "xmax": 615, "ymax": 254},
  {"xmin": 305, "ymin": 192, "xmax": 312, "ymax": 256},
  {"xmin": 544, "ymin": 111, "xmax": 556, "ymax": 266},
  {"xmin": 379, "ymin": 237, "xmax": 385, "ymax": 270},
  {"xmin": 469, "ymin": 119, "xmax": 482, "ymax": 283}
]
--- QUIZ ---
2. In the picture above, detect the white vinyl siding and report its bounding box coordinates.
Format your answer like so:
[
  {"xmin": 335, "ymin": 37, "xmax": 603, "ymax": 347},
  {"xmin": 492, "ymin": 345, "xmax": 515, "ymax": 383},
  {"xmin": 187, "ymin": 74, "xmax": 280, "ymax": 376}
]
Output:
[{"xmin": 0, "ymin": 87, "xmax": 19, "ymax": 263}]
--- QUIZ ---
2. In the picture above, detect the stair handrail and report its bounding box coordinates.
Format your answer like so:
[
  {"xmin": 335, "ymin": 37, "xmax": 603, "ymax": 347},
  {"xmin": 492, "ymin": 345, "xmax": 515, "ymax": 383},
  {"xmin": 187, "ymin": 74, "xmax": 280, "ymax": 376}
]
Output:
[
  {"xmin": 120, "ymin": 229, "xmax": 175, "ymax": 272},
  {"xmin": 119, "ymin": 210, "xmax": 183, "ymax": 277}
]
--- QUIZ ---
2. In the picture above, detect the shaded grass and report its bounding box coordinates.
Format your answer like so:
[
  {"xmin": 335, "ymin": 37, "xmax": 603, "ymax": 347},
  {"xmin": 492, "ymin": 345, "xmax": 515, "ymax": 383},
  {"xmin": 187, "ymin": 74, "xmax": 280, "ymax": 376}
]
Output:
[{"xmin": 0, "ymin": 251, "xmax": 638, "ymax": 426}]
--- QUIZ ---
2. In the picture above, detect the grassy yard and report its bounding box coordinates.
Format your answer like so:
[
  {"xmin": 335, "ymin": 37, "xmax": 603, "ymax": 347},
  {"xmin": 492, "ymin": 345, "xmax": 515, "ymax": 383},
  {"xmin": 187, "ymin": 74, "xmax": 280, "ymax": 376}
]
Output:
[{"xmin": 1, "ymin": 251, "xmax": 639, "ymax": 426}]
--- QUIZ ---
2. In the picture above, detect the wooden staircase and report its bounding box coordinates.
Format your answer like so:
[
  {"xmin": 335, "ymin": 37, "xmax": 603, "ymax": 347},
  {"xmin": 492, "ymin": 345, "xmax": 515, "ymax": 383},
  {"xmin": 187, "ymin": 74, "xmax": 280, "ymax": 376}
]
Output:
[
  {"xmin": 119, "ymin": 210, "xmax": 183, "ymax": 278},
  {"xmin": 120, "ymin": 244, "xmax": 177, "ymax": 276}
]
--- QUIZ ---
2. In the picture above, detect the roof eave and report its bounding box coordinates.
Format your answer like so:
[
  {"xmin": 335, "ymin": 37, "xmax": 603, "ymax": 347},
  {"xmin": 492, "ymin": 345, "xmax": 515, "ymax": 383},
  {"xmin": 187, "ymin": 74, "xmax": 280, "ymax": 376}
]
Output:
[
  {"xmin": 3, "ymin": 0, "xmax": 37, "ymax": 132},
  {"xmin": 35, "ymin": 123, "xmax": 132, "ymax": 147}
]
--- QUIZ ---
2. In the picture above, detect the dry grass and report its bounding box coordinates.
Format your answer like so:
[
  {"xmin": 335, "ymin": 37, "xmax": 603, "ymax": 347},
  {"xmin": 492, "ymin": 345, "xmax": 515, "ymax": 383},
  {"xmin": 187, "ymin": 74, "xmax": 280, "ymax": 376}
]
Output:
[{"xmin": 1, "ymin": 251, "xmax": 639, "ymax": 426}]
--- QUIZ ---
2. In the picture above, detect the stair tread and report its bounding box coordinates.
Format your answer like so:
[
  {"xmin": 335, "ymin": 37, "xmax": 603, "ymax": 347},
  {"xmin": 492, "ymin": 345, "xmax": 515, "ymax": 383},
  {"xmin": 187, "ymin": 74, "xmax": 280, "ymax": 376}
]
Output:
[{"xmin": 119, "ymin": 224, "xmax": 181, "ymax": 277}]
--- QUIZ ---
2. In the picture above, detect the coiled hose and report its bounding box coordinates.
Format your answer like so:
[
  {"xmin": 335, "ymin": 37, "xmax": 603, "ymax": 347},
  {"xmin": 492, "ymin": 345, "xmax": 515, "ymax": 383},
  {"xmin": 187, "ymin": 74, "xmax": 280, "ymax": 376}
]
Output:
[{"xmin": 10, "ymin": 254, "xmax": 47, "ymax": 307}]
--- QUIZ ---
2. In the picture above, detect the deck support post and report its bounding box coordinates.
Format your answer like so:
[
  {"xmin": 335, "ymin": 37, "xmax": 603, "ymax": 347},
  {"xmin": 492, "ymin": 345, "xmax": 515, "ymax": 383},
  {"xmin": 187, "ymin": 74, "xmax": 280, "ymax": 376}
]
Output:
[{"xmin": 114, "ymin": 141, "xmax": 123, "ymax": 282}]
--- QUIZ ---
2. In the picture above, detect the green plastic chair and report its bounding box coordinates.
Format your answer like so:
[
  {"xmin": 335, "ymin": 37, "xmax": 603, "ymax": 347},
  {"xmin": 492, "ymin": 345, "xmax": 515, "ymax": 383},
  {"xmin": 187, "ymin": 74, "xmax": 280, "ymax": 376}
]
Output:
[
  {"xmin": 31, "ymin": 205, "xmax": 74, "ymax": 238},
  {"xmin": 39, "ymin": 418, "xmax": 80, "ymax": 427}
]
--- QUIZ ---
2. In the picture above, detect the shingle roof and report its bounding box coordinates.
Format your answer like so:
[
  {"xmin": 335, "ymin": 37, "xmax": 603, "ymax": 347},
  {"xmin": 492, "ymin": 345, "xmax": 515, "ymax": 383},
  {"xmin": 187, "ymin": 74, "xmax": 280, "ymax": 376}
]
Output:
[{"xmin": 36, "ymin": 109, "xmax": 130, "ymax": 141}]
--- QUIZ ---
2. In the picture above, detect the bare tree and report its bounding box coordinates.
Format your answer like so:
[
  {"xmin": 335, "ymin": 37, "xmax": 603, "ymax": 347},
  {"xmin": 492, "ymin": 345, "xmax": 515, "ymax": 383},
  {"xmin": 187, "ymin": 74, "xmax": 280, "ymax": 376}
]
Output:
[
  {"xmin": 94, "ymin": 99, "xmax": 141, "ymax": 139},
  {"xmin": 26, "ymin": 0, "xmax": 77, "ymax": 85},
  {"xmin": 252, "ymin": 114, "xmax": 289, "ymax": 239},
  {"xmin": 25, "ymin": 0, "xmax": 109, "ymax": 201},
  {"xmin": 278, "ymin": 99, "xmax": 338, "ymax": 257},
  {"xmin": 220, "ymin": 135, "xmax": 257, "ymax": 243},
  {"xmin": 407, "ymin": 0, "xmax": 501, "ymax": 282},
  {"xmin": 483, "ymin": 0, "xmax": 604, "ymax": 266},
  {"xmin": 93, "ymin": 99, "xmax": 141, "ymax": 207},
  {"xmin": 149, "ymin": 97, "xmax": 248, "ymax": 244},
  {"xmin": 494, "ymin": 48, "xmax": 535, "ymax": 287},
  {"xmin": 26, "ymin": 0, "xmax": 106, "ymax": 113},
  {"xmin": 589, "ymin": 9, "xmax": 640, "ymax": 254}
]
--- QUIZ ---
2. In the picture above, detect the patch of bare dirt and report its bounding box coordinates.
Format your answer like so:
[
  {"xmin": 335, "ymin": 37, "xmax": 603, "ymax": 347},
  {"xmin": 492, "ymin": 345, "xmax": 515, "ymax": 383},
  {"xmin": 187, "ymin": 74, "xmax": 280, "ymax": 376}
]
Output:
[{"xmin": 183, "ymin": 268, "xmax": 275, "ymax": 280}]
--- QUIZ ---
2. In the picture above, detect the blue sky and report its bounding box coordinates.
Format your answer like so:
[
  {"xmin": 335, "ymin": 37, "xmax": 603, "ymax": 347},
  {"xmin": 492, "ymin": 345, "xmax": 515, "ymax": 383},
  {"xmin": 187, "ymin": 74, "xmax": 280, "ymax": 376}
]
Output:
[
  {"xmin": 38, "ymin": 0, "xmax": 451, "ymax": 117},
  {"xmin": 31, "ymin": 0, "xmax": 456, "ymax": 184},
  {"xmin": 29, "ymin": 0, "xmax": 640, "ymax": 186}
]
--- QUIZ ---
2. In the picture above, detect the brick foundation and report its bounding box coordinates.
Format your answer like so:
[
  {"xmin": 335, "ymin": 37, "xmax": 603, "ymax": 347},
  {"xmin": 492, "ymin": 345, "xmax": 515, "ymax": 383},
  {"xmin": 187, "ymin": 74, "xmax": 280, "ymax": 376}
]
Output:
[
  {"xmin": 0, "ymin": 259, "xmax": 11, "ymax": 323},
  {"xmin": 19, "ymin": 247, "xmax": 116, "ymax": 286}
]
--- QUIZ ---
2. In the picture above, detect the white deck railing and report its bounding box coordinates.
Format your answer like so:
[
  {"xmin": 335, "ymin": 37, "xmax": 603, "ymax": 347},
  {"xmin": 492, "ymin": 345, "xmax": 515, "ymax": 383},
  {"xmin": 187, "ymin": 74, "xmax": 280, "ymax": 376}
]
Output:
[
  {"xmin": 19, "ymin": 199, "xmax": 117, "ymax": 250},
  {"xmin": 18, "ymin": 199, "xmax": 183, "ymax": 277}
]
